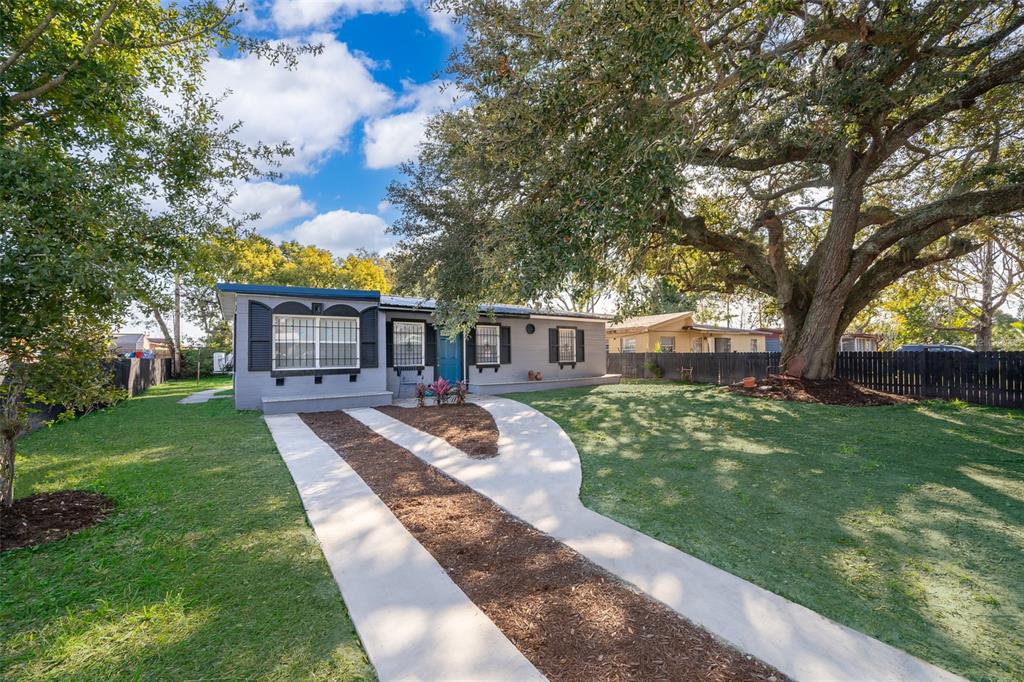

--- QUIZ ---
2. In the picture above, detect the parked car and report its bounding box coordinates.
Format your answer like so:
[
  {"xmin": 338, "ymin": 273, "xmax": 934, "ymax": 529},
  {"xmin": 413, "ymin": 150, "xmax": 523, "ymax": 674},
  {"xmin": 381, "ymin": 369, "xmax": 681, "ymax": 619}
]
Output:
[{"xmin": 896, "ymin": 344, "xmax": 974, "ymax": 352}]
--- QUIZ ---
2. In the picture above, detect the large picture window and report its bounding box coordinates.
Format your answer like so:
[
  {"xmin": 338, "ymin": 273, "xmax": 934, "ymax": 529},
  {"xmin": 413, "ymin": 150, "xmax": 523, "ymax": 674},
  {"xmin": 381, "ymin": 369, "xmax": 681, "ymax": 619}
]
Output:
[
  {"xmin": 558, "ymin": 327, "xmax": 577, "ymax": 363},
  {"xmin": 394, "ymin": 321, "xmax": 425, "ymax": 366},
  {"xmin": 622, "ymin": 337, "xmax": 636, "ymax": 353},
  {"xmin": 274, "ymin": 315, "xmax": 358, "ymax": 369},
  {"xmin": 475, "ymin": 324, "xmax": 500, "ymax": 364}
]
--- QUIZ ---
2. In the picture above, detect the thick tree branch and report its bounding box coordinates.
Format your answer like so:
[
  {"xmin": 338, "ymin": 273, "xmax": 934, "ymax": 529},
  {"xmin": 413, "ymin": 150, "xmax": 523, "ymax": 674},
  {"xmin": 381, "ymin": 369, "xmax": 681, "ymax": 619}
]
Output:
[
  {"xmin": 664, "ymin": 210, "xmax": 775, "ymax": 289},
  {"xmin": 0, "ymin": 9, "xmax": 57, "ymax": 76},
  {"xmin": 849, "ymin": 183, "xmax": 1024, "ymax": 281},
  {"xmin": 876, "ymin": 46, "xmax": 1024, "ymax": 167}
]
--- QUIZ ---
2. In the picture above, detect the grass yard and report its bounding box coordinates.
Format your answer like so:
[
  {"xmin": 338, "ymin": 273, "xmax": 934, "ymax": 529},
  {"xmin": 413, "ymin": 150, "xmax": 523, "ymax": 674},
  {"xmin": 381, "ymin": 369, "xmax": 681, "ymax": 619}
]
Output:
[
  {"xmin": 513, "ymin": 381, "xmax": 1024, "ymax": 682},
  {"xmin": 1, "ymin": 378, "xmax": 373, "ymax": 681}
]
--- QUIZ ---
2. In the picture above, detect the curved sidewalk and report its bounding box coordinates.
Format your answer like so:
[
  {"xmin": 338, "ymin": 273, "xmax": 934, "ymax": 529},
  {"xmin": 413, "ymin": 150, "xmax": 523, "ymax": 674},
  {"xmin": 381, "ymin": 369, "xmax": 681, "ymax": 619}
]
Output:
[
  {"xmin": 263, "ymin": 413, "xmax": 544, "ymax": 682},
  {"xmin": 347, "ymin": 398, "xmax": 964, "ymax": 682}
]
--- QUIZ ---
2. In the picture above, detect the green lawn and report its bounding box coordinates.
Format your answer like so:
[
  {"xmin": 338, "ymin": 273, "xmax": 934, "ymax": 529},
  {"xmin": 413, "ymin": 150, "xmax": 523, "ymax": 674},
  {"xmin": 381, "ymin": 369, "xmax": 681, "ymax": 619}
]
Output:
[
  {"xmin": 512, "ymin": 381, "xmax": 1024, "ymax": 682},
  {"xmin": 1, "ymin": 378, "xmax": 373, "ymax": 681}
]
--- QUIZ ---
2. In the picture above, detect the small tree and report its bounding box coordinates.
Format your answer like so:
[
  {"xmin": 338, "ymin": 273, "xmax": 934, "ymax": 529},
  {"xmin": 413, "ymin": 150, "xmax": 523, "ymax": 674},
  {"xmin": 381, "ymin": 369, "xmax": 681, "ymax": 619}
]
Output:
[{"xmin": 1, "ymin": 318, "xmax": 124, "ymax": 507}]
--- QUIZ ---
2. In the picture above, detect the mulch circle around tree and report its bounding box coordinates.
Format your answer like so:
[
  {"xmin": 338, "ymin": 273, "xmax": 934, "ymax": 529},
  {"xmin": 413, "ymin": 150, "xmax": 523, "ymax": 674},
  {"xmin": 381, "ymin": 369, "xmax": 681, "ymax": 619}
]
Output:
[
  {"xmin": 377, "ymin": 404, "xmax": 499, "ymax": 458},
  {"xmin": 302, "ymin": 411, "xmax": 785, "ymax": 682},
  {"xmin": 1, "ymin": 491, "xmax": 113, "ymax": 552},
  {"xmin": 728, "ymin": 375, "xmax": 917, "ymax": 406}
]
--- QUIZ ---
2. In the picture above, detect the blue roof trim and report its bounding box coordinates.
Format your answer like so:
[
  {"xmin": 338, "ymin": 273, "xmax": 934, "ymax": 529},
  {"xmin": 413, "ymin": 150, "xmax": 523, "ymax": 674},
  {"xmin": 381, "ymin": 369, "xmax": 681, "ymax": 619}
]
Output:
[{"xmin": 216, "ymin": 283, "xmax": 380, "ymax": 301}]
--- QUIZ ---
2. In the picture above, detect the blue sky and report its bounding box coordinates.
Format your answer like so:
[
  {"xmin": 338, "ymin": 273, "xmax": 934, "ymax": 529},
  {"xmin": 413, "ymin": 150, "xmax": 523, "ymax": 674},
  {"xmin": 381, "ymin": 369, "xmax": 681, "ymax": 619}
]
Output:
[{"xmin": 207, "ymin": 1, "xmax": 463, "ymax": 256}]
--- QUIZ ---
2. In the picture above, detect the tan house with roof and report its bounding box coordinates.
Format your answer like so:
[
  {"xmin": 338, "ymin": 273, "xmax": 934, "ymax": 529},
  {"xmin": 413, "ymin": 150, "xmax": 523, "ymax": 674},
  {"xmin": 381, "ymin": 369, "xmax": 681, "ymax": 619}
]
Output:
[{"xmin": 606, "ymin": 312, "xmax": 771, "ymax": 354}]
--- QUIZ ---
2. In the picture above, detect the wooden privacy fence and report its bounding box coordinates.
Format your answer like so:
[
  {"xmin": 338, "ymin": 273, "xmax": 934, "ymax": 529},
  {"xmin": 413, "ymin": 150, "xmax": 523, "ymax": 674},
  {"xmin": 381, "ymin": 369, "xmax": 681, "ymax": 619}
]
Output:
[
  {"xmin": 607, "ymin": 351, "xmax": 1024, "ymax": 408},
  {"xmin": 113, "ymin": 357, "xmax": 172, "ymax": 397}
]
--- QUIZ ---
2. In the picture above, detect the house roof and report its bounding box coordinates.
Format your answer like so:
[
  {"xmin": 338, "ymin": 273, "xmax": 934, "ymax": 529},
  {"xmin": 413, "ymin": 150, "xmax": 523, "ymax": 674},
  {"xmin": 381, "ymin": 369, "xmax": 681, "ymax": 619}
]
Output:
[
  {"xmin": 606, "ymin": 311, "xmax": 694, "ymax": 333},
  {"xmin": 608, "ymin": 312, "xmax": 772, "ymax": 336},
  {"xmin": 214, "ymin": 283, "xmax": 609, "ymax": 321},
  {"xmin": 380, "ymin": 295, "xmax": 610, "ymax": 320}
]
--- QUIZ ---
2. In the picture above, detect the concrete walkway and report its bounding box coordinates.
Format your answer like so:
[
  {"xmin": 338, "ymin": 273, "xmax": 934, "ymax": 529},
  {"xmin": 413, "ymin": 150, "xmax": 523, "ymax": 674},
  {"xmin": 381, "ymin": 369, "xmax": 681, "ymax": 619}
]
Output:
[
  {"xmin": 177, "ymin": 388, "xmax": 230, "ymax": 404},
  {"xmin": 263, "ymin": 413, "xmax": 544, "ymax": 682},
  {"xmin": 348, "ymin": 399, "xmax": 964, "ymax": 682}
]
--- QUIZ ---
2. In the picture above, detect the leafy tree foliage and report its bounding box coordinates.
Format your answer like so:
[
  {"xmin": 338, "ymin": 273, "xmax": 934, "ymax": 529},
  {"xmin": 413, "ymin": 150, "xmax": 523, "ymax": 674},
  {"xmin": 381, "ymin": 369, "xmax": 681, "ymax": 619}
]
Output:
[
  {"xmin": 390, "ymin": 0, "xmax": 1024, "ymax": 378},
  {"xmin": 1, "ymin": 1, "xmax": 307, "ymax": 506}
]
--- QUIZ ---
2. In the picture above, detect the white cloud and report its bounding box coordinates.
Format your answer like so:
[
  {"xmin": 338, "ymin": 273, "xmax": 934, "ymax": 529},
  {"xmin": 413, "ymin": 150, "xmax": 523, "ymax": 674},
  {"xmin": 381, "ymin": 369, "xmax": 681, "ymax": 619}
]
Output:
[
  {"xmin": 204, "ymin": 33, "xmax": 391, "ymax": 174},
  {"xmin": 362, "ymin": 80, "xmax": 465, "ymax": 169},
  {"xmin": 270, "ymin": 0, "xmax": 458, "ymax": 36},
  {"xmin": 272, "ymin": 0, "xmax": 405, "ymax": 30},
  {"xmin": 281, "ymin": 208, "xmax": 396, "ymax": 256},
  {"xmin": 230, "ymin": 181, "xmax": 315, "ymax": 230},
  {"xmin": 376, "ymin": 199, "xmax": 392, "ymax": 214}
]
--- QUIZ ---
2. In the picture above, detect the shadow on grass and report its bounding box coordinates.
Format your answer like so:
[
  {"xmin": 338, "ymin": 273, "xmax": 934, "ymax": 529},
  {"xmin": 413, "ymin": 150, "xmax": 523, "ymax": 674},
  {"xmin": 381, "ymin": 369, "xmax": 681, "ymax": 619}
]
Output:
[
  {"xmin": 1, "ymin": 380, "xmax": 373, "ymax": 681},
  {"xmin": 513, "ymin": 381, "xmax": 1024, "ymax": 681}
]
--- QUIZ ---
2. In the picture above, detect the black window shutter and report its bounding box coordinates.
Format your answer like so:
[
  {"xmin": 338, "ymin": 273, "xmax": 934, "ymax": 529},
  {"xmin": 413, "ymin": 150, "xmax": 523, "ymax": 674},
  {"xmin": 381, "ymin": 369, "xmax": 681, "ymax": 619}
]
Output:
[
  {"xmin": 425, "ymin": 325, "xmax": 438, "ymax": 367},
  {"xmin": 466, "ymin": 328, "xmax": 476, "ymax": 365},
  {"xmin": 359, "ymin": 308, "xmax": 378, "ymax": 368},
  {"xmin": 248, "ymin": 301, "xmax": 272, "ymax": 371},
  {"xmin": 548, "ymin": 328, "xmax": 559, "ymax": 363},
  {"xmin": 385, "ymin": 320, "xmax": 394, "ymax": 368},
  {"xmin": 576, "ymin": 328, "xmax": 585, "ymax": 362},
  {"xmin": 500, "ymin": 326, "xmax": 511, "ymax": 364}
]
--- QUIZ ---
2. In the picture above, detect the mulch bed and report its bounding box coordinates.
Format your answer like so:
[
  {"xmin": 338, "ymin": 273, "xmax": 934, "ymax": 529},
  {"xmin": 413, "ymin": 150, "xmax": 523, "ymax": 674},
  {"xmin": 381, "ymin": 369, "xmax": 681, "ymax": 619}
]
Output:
[
  {"xmin": 377, "ymin": 404, "xmax": 499, "ymax": 458},
  {"xmin": 302, "ymin": 411, "xmax": 784, "ymax": 682},
  {"xmin": 1, "ymin": 490, "xmax": 113, "ymax": 551},
  {"xmin": 728, "ymin": 375, "xmax": 917, "ymax": 406}
]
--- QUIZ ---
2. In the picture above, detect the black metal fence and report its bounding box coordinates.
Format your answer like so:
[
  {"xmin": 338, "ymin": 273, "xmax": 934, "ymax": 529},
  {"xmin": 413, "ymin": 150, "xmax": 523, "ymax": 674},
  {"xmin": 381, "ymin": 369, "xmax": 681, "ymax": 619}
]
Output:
[
  {"xmin": 607, "ymin": 351, "xmax": 1024, "ymax": 408},
  {"xmin": 113, "ymin": 357, "xmax": 172, "ymax": 397}
]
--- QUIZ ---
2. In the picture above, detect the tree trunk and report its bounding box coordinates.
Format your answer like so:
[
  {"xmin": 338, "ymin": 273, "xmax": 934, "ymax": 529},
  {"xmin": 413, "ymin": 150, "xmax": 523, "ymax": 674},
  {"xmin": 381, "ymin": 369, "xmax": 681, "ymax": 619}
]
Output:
[
  {"xmin": 151, "ymin": 308, "xmax": 180, "ymax": 377},
  {"xmin": 975, "ymin": 241, "xmax": 995, "ymax": 351},
  {"xmin": 1, "ymin": 377, "xmax": 25, "ymax": 509},
  {"xmin": 779, "ymin": 302, "xmax": 847, "ymax": 379},
  {"xmin": 173, "ymin": 275, "xmax": 182, "ymax": 377}
]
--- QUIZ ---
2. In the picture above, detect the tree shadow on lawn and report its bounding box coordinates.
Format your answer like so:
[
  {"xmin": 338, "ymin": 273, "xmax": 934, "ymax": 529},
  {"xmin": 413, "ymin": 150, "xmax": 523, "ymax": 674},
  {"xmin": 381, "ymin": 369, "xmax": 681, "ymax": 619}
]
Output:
[
  {"xmin": 514, "ymin": 382, "xmax": 1024, "ymax": 681},
  {"xmin": 1, "ymin": 386, "xmax": 373, "ymax": 681}
]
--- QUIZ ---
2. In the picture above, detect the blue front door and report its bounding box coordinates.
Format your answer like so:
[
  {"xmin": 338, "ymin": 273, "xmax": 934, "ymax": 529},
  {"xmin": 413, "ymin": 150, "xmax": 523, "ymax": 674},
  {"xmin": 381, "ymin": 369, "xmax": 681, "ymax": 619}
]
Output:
[{"xmin": 437, "ymin": 333, "xmax": 464, "ymax": 383}]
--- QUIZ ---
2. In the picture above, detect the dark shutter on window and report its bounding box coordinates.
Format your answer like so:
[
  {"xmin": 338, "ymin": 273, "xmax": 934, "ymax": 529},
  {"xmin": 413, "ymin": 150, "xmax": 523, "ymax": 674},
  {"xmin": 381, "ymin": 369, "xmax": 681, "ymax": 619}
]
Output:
[
  {"xmin": 248, "ymin": 301, "xmax": 272, "ymax": 371},
  {"xmin": 425, "ymin": 325, "xmax": 438, "ymax": 367},
  {"xmin": 359, "ymin": 307, "xmax": 378, "ymax": 368},
  {"xmin": 576, "ymin": 328, "xmax": 585, "ymax": 362},
  {"xmin": 466, "ymin": 328, "xmax": 476, "ymax": 365},
  {"xmin": 500, "ymin": 326, "xmax": 511, "ymax": 364},
  {"xmin": 548, "ymin": 328, "xmax": 559, "ymax": 363},
  {"xmin": 385, "ymin": 320, "xmax": 394, "ymax": 368}
]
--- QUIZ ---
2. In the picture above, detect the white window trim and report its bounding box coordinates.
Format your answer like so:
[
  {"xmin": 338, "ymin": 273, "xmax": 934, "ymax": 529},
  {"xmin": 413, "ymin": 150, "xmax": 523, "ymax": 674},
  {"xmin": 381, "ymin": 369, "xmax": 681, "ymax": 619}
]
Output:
[
  {"xmin": 475, "ymin": 324, "xmax": 501, "ymax": 365},
  {"xmin": 272, "ymin": 314, "xmax": 360, "ymax": 370},
  {"xmin": 659, "ymin": 336, "xmax": 675, "ymax": 353},
  {"xmin": 393, "ymin": 320, "xmax": 426, "ymax": 368},
  {"xmin": 622, "ymin": 337, "xmax": 637, "ymax": 353},
  {"xmin": 558, "ymin": 327, "xmax": 578, "ymax": 363}
]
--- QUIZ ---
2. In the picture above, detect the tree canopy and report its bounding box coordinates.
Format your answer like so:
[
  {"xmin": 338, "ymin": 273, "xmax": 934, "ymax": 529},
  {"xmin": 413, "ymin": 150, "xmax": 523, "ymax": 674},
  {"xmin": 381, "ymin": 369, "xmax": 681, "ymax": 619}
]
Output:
[
  {"xmin": 390, "ymin": 0, "xmax": 1024, "ymax": 378},
  {"xmin": 1, "ymin": 1, "xmax": 305, "ymax": 505}
]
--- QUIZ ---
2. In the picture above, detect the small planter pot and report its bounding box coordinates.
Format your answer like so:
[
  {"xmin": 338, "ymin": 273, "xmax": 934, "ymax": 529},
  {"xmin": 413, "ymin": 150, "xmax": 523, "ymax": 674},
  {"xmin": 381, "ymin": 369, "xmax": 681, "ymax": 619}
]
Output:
[
  {"xmin": 742, "ymin": 376, "xmax": 757, "ymax": 388},
  {"xmin": 535, "ymin": 371, "xmax": 543, "ymax": 381},
  {"xmin": 528, "ymin": 370, "xmax": 535, "ymax": 381}
]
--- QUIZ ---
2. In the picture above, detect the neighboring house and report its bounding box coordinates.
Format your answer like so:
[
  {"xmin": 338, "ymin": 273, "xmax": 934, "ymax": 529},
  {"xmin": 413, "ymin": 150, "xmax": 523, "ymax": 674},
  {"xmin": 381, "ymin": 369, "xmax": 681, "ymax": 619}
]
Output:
[
  {"xmin": 757, "ymin": 328, "xmax": 881, "ymax": 352},
  {"xmin": 606, "ymin": 312, "xmax": 771, "ymax": 354},
  {"xmin": 216, "ymin": 283, "xmax": 619, "ymax": 414},
  {"xmin": 113, "ymin": 332, "xmax": 171, "ymax": 357}
]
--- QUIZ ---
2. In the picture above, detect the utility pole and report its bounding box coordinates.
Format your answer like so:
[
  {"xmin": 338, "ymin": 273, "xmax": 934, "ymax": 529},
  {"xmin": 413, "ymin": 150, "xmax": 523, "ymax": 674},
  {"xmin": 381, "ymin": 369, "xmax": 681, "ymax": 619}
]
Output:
[{"xmin": 173, "ymin": 274, "xmax": 182, "ymax": 377}]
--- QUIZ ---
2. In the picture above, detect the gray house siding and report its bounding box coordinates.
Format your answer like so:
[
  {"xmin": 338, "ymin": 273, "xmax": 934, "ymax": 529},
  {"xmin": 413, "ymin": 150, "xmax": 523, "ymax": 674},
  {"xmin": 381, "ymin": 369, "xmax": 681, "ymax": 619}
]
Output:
[
  {"xmin": 466, "ymin": 318, "xmax": 612, "ymax": 393},
  {"xmin": 230, "ymin": 293, "xmax": 390, "ymax": 412},
  {"xmin": 384, "ymin": 309, "xmax": 436, "ymax": 398}
]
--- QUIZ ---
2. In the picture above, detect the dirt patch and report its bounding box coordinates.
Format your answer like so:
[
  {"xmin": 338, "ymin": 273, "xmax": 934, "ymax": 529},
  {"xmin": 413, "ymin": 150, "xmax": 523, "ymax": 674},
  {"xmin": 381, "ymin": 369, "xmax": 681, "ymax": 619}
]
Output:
[
  {"xmin": 377, "ymin": 404, "xmax": 499, "ymax": 458},
  {"xmin": 302, "ymin": 411, "xmax": 784, "ymax": 682},
  {"xmin": 728, "ymin": 375, "xmax": 916, "ymax": 406},
  {"xmin": 1, "ymin": 490, "xmax": 113, "ymax": 551}
]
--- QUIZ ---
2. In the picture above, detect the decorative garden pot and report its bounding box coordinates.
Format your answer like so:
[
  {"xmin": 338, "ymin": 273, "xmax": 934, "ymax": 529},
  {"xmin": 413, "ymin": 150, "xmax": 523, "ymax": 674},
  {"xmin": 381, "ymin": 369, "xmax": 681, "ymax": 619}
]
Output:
[
  {"xmin": 528, "ymin": 370, "xmax": 535, "ymax": 381},
  {"xmin": 742, "ymin": 376, "xmax": 756, "ymax": 388},
  {"xmin": 535, "ymin": 371, "xmax": 543, "ymax": 381}
]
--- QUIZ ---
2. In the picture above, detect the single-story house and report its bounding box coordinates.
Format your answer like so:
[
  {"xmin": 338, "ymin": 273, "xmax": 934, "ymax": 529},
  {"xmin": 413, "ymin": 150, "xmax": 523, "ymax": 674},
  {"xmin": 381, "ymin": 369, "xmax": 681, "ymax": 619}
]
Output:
[
  {"xmin": 606, "ymin": 312, "xmax": 772, "ymax": 354},
  {"xmin": 757, "ymin": 328, "xmax": 882, "ymax": 352},
  {"xmin": 216, "ymin": 283, "xmax": 620, "ymax": 414}
]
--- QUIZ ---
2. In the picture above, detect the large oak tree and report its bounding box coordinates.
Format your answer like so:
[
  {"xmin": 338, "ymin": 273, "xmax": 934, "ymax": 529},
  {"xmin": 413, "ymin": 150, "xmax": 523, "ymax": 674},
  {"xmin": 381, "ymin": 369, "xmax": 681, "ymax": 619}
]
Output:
[{"xmin": 390, "ymin": 0, "xmax": 1024, "ymax": 378}]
